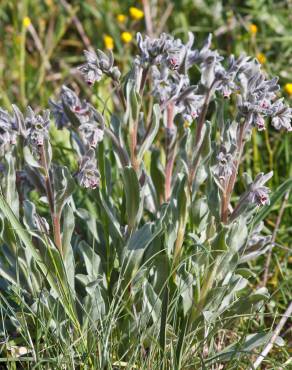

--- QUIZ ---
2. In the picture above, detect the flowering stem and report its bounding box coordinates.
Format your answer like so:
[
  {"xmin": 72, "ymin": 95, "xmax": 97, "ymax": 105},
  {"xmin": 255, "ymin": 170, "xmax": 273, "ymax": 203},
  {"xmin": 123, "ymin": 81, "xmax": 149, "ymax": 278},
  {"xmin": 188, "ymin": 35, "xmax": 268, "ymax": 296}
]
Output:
[
  {"xmin": 130, "ymin": 124, "xmax": 139, "ymax": 171},
  {"xmin": 39, "ymin": 146, "xmax": 63, "ymax": 255},
  {"xmin": 165, "ymin": 102, "xmax": 176, "ymax": 201}
]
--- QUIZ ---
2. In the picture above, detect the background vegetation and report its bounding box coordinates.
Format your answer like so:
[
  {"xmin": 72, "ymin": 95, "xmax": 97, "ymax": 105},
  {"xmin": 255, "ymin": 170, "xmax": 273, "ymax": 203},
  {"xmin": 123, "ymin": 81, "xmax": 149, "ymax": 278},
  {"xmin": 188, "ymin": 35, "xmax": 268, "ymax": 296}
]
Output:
[{"xmin": 0, "ymin": 0, "xmax": 291, "ymax": 368}]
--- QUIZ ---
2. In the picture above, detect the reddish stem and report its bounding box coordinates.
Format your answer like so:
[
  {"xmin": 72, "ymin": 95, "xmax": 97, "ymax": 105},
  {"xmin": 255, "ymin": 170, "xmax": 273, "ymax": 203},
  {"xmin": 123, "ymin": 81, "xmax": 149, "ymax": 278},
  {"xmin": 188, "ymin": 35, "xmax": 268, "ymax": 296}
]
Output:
[{"xmin": 130, "ymin": 125, "xmax": 139, "ymax": 171}]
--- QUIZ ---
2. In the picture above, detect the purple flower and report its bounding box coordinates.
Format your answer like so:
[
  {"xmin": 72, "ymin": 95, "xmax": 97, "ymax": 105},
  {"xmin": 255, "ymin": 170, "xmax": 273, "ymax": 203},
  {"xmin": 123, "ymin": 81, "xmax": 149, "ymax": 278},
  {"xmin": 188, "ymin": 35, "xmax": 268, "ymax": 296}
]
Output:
[
  {"xmin": 77, "ymin": 150, "xmax": 100, "ymax": 189},
  {"xmin": 0, "ymin": 108, "xmax": 19, "ymax": 150},
  {"xmin": 79, "ymin": 123, "xmax": 104, "ymax": 149},
  {"xmin": 25, "ymin": 107, "xmax": 50, "ymax": 148},
  {"xmin": 255, "ymin": 114, "xmax": 266, "ymax": 131},
  {"xmin": 78, "ymin": 50, "xmax": 103, "ymax": 85},
  {"xmin": 78, "ymin": 49, "xmax": 120, "ymax": 86},
  {"xmin": 271, "ymin": 99, "xmax": 292, "ymax": 131},
  {"xmin": 212, "ymin": 146, "xmax": 235, "ymax": 186},
  {"xmin": 247, "ymin": 172, "xmax": 273, "ymax": 206},
  {"xmin": 230, "ymin": 172, "xmax": 273, "ymax": 221},
  {"xmin": 50, "ymin": 86, "xmax": 92, "ymax": 129}
]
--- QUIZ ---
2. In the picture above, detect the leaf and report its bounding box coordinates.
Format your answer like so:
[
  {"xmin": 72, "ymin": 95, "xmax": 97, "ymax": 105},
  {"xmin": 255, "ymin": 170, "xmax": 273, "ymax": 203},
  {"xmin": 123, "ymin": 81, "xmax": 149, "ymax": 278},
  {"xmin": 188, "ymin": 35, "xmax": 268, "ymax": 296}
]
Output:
[
  {"xmin": 5, "ymin": 152, "xmax": 19, "ymax": 218},
  {"xmin": 159, "ymin": 285, "xmax": 169, "ymax": 354},
  {"xmin": 142, "ymin": 280, "xmax": 162, "ymax": 322},
  {"xmin": 52, "ymin": 165, "xmax": 75, "ymax": 216},
  {"xmin": 77, "ymin": 241, "xmax": 104, "ymax": 282},
  {"xmin": 122, "ymin": 166, "xmax": 140, "ymax": 229},
  {"xmin": 137, "ymin": 104, "xmax": 160, "ymax": 162},
  {"xmin": 76, "ymin": 207, "xmax": 99, "ymax": 241},
  {"xmin": 176, "ymin": 174, "xmax": 188, "ymax": 226},
  {"xmin": 62, "ymin": 203, "xmax": 75, "ymax": 257},
  {"xmin": 0, "ymin": 195, "xmax": 78, "ymax": 327},
  {"xmin": 23, "ymin": 146, "xmax": 43, "ymax": 169},
  {"xmin": 98, "ymin": 192, "xmax": 123, "ymax": 241},
  {"xmin": 122, "ymin": 221, "xmax": 163, "ymax": 283},
  {"xmin": 125, "ymin": 79, "xmax": 141, "ymax": 125},
  {"xmin": 253, "ymin": 179, "xmax": 292, "ymax": 225},
  {"xmin": 62, "ymin": 203, "xmax": 75, "ymax": 290},
  {"xmin": 227, "ymin": 217, "xmax": 248, "ymax": 252},
  {"xmin": 176, "ymin": 265, "xmax": 194, "ymax": 316},
  {"xmin": 206, "ymin": 332, "xmax": 283, "ymax": 364},
  {"xmin": 176, "ymin": 316, "xmax": 189, "ymax": 369},
  {"xmin": 150, "ymin": 149, "xmax": 165, "ymax": 204}
]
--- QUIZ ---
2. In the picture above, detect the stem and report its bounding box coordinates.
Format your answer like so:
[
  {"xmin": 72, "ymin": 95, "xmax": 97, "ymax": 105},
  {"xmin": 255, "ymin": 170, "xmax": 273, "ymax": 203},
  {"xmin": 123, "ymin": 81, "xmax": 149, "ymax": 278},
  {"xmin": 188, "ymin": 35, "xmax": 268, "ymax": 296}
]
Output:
[
  {"xmin": 130, "ymin": 125, "xmax": 139, "ymax": 171},
  {"xmin": 165, "ymin": 103, "xmax": 175, "ymax": 201},
  {"xmin": 221, "ymin": 191, "xmax": 228, "ymax": 223}
]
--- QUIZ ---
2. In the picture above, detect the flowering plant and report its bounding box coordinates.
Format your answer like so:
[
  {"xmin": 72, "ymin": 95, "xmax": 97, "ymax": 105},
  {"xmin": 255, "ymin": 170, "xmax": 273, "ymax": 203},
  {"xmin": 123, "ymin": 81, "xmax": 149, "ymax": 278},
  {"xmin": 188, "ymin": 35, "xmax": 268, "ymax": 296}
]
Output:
[{"xmin": 0, "ymin": 30, "xmax": 291, "ymax": 368}]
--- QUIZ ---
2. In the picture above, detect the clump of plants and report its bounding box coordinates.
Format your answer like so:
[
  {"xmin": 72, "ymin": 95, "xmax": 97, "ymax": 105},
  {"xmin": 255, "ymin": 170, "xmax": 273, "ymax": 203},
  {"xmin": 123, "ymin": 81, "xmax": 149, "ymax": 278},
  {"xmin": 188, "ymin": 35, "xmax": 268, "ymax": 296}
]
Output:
[{"xmin": 0, "ymin": 30, "xmax": 291, "ymax": 369}]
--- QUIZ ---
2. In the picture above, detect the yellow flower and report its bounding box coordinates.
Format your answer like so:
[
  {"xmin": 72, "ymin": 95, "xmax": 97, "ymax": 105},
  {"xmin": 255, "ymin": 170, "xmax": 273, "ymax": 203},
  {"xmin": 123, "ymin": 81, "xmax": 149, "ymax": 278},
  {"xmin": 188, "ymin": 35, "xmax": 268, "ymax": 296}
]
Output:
[
  {"xmin": 183, "ymin": 121, "xmax": 190, "ymax": 129},
  {"xmin": 249, "ymin": 23, "xmax": 258, "ymax": 35},
  {"xmin": 103, "ymin": 34, "xmax": 114, "ymax": 50},
  {"xmin": 23, "ymin": 16, "xmax": 31, "ymax": 29},
  {"xmin": 117, "ymin": 14, "xmax": 126, "ymax": 23},
  {"xmin": 129, "ymin": 7, "xmax": 144, "ymax": 21},
  {"xmin": 121, "ymin": 32, "xmax": 132, "ymax": 44},
  {"xmin": 257, "ymin": 53, "xmax": 266, "ymax": 64},
  {"xmin": 284, "ymin": 83, "xmax": 292, "ymax": 96}
]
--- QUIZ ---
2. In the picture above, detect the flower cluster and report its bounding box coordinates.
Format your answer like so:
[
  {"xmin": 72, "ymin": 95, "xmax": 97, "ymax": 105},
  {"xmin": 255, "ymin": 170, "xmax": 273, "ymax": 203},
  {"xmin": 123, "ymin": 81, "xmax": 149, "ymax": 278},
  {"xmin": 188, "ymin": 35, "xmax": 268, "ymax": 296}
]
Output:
[
  {"xmin": 212, "ymin": 146, "xmax": 235, "ymax": 185},
  {"xmin": 50, "ymin": 86, "xmax": 103, "ymax": 189},
  {"xmin": 236, "ymin": 62, "xmax": 292, "ymax": 132},
  {"xmin": 136, "ymin": 33, "xmax": 253, "ymax": 124},
  {"xmin": 247, "ymin": 171, "xmax": 273, "ymax": 206},
  {"xmin": 135, "ymin": 32, "xmax": 292, "ymax": 132},
  {"xmin": 0, "ymin": 108, "xmax": 18, "ymax": 151},
  {"xmin": 50, "ymin": 85, "xmax": 91, "ymax": 129},
  {"xmin": 25, "ymin": 107, "xmax": 50, "ymax": 148},
  {"xmin": 0, "ymin": 104, "xmax": 51, "ymax": 155},
  {"xmin": 76, "ymin": 149, "xmax": 100, "ymax": 189},
  {"xmin": 78, "ymin": 49, "xmax": 121, "ymax": 85},
  {"xmin": 230, "ymin": 172, "xmax": 273, "ymax": 221}
]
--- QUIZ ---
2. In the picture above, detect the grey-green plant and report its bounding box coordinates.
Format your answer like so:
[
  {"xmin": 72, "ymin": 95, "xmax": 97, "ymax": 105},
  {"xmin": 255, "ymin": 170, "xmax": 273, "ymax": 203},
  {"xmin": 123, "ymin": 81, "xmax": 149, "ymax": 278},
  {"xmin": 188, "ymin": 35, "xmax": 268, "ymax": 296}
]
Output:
[{"xmin": 0, "ymin": 30, "xmax": 291, "ymax": 369}]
